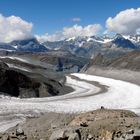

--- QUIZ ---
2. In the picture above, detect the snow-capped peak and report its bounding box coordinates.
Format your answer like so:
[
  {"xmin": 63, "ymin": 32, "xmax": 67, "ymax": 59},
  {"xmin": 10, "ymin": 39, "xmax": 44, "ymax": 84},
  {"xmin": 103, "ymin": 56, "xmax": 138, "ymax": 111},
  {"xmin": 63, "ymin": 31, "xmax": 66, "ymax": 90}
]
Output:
[
  {"xmin": 87, "ymin": 36, "xmax": 112, "ymax": 44},
  {"xmin": 66, "ymin": 37, "xmax": 76, "ymax": 41},
  {"xmin": 123, "ymin": 35, "xmax": 140, "ymax": 43},
  {"xmin": 114, "ymin": 33, "xmax": 124, "ymax": 40},
  {"xmin": 12, "ymin": 45, "xmax": 18, "ymax": 49}
]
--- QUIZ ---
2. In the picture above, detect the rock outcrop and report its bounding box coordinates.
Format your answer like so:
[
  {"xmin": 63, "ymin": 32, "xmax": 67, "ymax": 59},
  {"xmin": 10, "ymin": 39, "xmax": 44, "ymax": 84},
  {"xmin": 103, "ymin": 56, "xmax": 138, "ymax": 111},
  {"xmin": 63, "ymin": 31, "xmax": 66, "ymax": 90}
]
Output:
[
  {"xmin": 0, "ymin": 61, "xmax": 60, "ymax": 98},
  {"xmin": 0, "ymin": 128, "xmax": 27, "ymax": 140},
  {"xmin": 49, "ymin": 128, "xmax": 81, "ymax": 140}
]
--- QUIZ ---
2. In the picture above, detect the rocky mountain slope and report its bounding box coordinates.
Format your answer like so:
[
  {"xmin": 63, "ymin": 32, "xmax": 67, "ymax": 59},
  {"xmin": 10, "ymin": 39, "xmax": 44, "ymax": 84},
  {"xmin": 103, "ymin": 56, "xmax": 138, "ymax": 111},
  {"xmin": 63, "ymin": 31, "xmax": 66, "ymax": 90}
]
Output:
[
  {"xmin": 86, "ymin": 51, "xmax": 140, "ymax": 71},
  {"xmin": 0, "ymin": 51, "xmax": 89, "ymax": 73},
  {"xmin": 0, "ymin": 60, "xmax": 72, "ymax": 98}
]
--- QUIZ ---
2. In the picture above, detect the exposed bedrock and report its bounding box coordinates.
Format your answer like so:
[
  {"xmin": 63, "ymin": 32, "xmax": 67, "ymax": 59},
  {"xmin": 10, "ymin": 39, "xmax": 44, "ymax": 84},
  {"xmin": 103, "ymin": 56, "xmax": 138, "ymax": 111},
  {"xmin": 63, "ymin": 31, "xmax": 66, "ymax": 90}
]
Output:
[{"xmin": 0, "ymin": 61, "xmax": 65, "ymax": 98}]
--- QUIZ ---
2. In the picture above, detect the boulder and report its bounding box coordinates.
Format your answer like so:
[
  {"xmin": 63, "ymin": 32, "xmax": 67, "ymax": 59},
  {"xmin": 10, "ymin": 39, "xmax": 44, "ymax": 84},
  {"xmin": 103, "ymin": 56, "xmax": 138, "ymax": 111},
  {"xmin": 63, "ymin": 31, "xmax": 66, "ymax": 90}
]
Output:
[
  {"xmin": 87, "ymin": 134, "xmax": 94, "ymax": 140},
  {"xmin": 0, "ymin": 133, "xmax": 8, "ymax": 140},
  {"xmin": 49, "ymin": 128, "xmax": 81, "ymax": 140},
  {"xmin": 68, "ymin": 133, "xmax": 80, "ymax": 140},
  {"xmin": 49, "ymin": 129, "xmax": 68, "ymax": 140},
  {"xmin": 16, "ymin": 128, "xmax": 24, "ymax": 136},
  {"xmin": 80, "ymin": 122, "xmax": 88, "ymax": 127}
]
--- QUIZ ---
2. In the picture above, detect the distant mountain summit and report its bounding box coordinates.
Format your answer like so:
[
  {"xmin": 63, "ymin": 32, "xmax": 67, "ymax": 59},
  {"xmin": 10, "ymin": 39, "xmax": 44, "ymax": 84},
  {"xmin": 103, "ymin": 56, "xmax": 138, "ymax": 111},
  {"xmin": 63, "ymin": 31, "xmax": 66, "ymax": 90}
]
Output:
[
  {"xmin": 112, "ymin": 34, "xmax": 137, "ymax": 49},
  {"xmin": 10, "ymin": 38, "xmax": 48, "ymax": 52}
]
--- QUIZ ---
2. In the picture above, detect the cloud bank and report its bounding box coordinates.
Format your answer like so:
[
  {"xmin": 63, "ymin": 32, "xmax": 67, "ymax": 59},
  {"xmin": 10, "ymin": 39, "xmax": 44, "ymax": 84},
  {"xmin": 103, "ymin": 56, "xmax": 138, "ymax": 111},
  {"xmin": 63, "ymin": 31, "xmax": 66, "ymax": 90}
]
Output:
[
  {"xmin": 0, "ymin": 14, "xmax": 33, "ymax": 43},
  {"xmin": 36, "ymin": 24, "xmax": 102, "ymax": 42},
  {"xmin": 106, "ymin": 8, "xmax": 140, "ymax": 35}
]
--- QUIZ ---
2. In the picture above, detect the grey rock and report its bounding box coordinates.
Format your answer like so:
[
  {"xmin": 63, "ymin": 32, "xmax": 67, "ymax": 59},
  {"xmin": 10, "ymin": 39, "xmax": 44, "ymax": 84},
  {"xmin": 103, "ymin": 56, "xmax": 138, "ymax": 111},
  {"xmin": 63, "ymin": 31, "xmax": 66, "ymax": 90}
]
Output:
[
  {"xmin": 17, "ymin": 135, "xmax": 27, "ymax": 140},
  {"xmin": 87, "ymin": 134, "xmax": 94, "ymax": 140},
  {"xmin": 16, "ymin": 128, "xmax": 24, "ymax": 136},
  {"xmin": 51, "ymin": 123, "xmax": 57, "ymax": 129},
  {"xmin": 49, "ymin": 129, "xmax": 68, "ymax": 140},
  {"xmin": 68, "ymin": 133, "xmax": 80, "ymax": 140},
  {"xmin": 1, "ymin": 134, "xmax": 8, "ymax": 140},
  {"xmin": 49, "ymin": 128, "xmax": 81, "ymax": 140},
  {"xmin": 126, "ymin": 129, "xmax": 134, "ymax": 135},
  {"xmin": 134, "ymin": 128, "xmax": 140, "ymax": 136},
  {"xmin": 80, "ymin": 122, "xmax": 88, "ymax": 127}
]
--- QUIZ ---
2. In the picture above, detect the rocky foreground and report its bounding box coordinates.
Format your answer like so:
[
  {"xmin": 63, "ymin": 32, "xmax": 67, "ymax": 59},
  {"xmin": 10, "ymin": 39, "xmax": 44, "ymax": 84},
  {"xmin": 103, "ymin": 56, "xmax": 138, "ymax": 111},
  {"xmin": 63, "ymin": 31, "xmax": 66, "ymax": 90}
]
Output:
[{"xmin": 1, "ymin": 108, "xmax": 140, "ymax": 140}]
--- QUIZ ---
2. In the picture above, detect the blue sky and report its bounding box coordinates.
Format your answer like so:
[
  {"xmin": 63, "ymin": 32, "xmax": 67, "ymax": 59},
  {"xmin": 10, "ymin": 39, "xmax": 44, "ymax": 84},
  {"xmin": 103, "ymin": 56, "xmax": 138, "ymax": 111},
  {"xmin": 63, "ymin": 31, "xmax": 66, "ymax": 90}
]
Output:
[
  {"xmin": 0, "ymin": 0, "xmax": 140, "ymax": 42},
  {"xmin": 0, "ymin": 0, "xmax": 140, "ymax": 35}
]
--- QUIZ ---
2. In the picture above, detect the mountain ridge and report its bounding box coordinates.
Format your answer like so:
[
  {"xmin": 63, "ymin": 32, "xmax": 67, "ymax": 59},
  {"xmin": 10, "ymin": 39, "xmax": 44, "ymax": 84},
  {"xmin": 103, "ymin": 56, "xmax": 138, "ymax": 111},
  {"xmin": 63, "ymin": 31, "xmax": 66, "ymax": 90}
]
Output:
[{"xmin": 0, "ymin": 34, "xmax": 140, "ymax": 58}]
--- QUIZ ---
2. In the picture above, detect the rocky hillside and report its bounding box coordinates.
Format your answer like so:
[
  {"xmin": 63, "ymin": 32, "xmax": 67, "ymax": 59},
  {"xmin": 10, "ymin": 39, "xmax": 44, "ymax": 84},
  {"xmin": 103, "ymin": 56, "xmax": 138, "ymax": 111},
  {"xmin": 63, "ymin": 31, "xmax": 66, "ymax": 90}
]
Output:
[
  {"xmin": 4, "ymin": 108, "xmax": 140, "ymax": 140},
  {"xmin": 0, "ymin": 52, "xmax": 89, "ymax": 73},
  {"xmin": 0, "ymin": 61, "xmax": 72, "ymax": 98},
  {"xmin": 87, "ymin": 51, "xmax": 140, "ymax": 71}
]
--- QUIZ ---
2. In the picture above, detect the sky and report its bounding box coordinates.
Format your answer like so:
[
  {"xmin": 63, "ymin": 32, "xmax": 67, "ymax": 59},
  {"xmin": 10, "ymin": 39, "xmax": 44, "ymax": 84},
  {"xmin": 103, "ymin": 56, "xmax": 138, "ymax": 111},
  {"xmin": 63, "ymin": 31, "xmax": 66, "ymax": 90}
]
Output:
[{"xmin": 0, "ymin": 0, "xmax": 140, "ymax": 42}]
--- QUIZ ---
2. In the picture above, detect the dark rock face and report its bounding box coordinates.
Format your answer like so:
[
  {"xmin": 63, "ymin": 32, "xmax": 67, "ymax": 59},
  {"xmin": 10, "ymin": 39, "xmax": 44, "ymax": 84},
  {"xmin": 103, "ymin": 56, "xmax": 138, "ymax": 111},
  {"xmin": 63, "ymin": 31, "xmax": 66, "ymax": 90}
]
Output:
[
  {"xmin": 0, "ymin": 68, "xmax": 40, "ymax": 97},
  {"xmin": 112, "ymin": 34, "xmax": 137, "ymax": 49},
  {"xmin": 10, "ymin": 38, "xmax": 48, "ymax": 52},
  {"xmin": 0, "ymin": 61, "xmax": 59, "ymax": 98}
]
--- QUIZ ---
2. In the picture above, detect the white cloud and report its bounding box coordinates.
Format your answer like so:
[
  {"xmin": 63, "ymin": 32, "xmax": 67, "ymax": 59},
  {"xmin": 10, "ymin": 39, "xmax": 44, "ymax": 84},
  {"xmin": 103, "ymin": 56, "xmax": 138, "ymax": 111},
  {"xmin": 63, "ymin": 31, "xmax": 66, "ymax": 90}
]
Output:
[
  {"xmin": 0, "ymin": 14, "xmax": 33, "ymax": 43},
  {"xmin": 35, "ymin": 32, "xmax": 64, "ymax": 43},
  {"xmin": 106, "ymin": 8, "xmax": 140, "ymax": 35},
  {"xmin": 36, "ymin": 24, "xmax": 102, "ymax": 42},
  {"xmin": 72, "ymin": 17, "xmax": 81, "ymax": 22}
]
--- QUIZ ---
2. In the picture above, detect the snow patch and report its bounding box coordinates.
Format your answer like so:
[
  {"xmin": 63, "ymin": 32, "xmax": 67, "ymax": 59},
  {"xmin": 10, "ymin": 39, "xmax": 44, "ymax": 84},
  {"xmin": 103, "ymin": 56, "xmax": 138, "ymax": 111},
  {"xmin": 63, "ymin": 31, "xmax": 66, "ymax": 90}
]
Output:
[
  {"xmin": 0, "ymin": 56, "xmax": 29, "ymax": 63},
  {"xmin": 7, "ymin": 63, "xmax": 31, "ymax": 72},
  {"xmin": 12, "ymin": 45, "xmax": 18, "ymax": 49}
]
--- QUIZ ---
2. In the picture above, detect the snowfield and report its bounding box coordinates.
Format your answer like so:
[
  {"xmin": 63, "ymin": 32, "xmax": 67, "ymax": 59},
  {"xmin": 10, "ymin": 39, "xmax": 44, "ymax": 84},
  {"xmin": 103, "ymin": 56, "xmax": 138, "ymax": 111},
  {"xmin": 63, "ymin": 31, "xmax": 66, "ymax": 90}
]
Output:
[{"xmin": 0, "ymin": 73, "xmax": 140, "ymax": 132}]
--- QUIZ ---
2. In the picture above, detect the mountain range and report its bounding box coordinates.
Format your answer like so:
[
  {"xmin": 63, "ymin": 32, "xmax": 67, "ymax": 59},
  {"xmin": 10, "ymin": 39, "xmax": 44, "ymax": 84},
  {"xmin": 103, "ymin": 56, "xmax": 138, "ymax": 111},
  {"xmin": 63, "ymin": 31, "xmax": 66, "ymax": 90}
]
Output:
[{"xmin": 0, "ymin": 34, "xmax": 140, "ymax": 58}]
